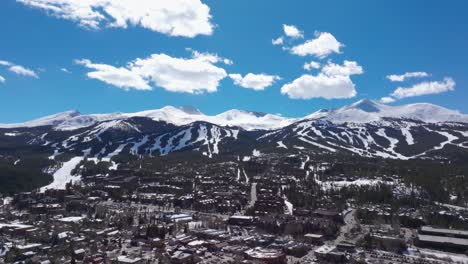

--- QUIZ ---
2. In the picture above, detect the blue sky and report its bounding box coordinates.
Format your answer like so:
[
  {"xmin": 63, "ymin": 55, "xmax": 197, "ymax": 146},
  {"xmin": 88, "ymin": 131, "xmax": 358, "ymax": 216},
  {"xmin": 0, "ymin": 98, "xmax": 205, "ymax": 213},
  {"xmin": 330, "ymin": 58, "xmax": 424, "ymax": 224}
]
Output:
[{"xmin": 0, "ymin": 0, "xmax": 467, "ymax": 123}]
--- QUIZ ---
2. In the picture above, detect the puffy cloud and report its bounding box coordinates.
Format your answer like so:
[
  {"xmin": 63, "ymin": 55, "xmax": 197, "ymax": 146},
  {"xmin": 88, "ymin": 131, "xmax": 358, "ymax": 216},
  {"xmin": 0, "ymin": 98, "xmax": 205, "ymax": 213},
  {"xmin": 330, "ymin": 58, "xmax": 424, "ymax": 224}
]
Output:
[
  {"xmin": 380, "ymin": 96, "xmax": 395, "ymax": 103},
  {"xmin": 76, "ymin": 50, "xmax": 229, "ymax": 93},
  {"xmin": 75, "ymin": 59, "xmax": 151, "ymax": 90},
  {"xmin": 186, "ymin": 48, "xmax": 233, "ymax": 65},
  {"xmin": 272, "ymin": 37, "xmax": 284, "ymax": 46},
  {"xmin": 291, "ymin": 32, "xmax": 343, "ymax": 58},
  {"xmin": 303, "ymin": 61, "xmax": 320, "ymax": 71},
  {"xmin": 0, "ymin": 60, "xmax": 39, "ymax": 78},
  {"xmin": 281, "ymin": 60, "xmax": 363, "ymax": 100},
  {"xmin": 0, "ymin": 75, "xmax": 5, "ymax": 83},
  {"xmin": 16, "ymin": 0, "xmax": 214, "ymax": 38},
  {"xmin": 386, "ymin": 71, "xmax": 429, "ymax": 82},
  {"xmin": 390, "ymin": 77, "xmax": 455, "ymax": 99},
  {"xmin": 321, "ymin": 60, "xmax": 363, "ymax": 76},
  {"xmin": 229, "ymin": 73, "xmax": 280, "ymax": 91},
  {"xmin": 283, "ymin": 24, "xmax": 303, "ymax": 38},
  {"xmin": 61, "ymin": 68, "xmax": 71, "ymax": 73},
  {"xmin": 281, "ymin": 74, "xmax": 357, "ymax": 99},
  {"xmin": 131, "ymin": 53, "xmax": 227, "ymax": 93}
]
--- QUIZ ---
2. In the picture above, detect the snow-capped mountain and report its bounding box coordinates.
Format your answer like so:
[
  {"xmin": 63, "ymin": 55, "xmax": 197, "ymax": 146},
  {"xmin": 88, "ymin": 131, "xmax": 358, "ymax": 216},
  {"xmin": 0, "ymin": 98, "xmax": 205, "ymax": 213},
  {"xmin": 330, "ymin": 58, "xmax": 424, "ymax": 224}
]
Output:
[
  {"xmin": 1, "ymin": 99, "xmax": 468, "ymax": 162},
  {"xmin": 306, "ymin": 99, "xmax": 468, "ymax": 124},
  {"xmin": 0, "ymin": 110, "xmax": 82, "ymax": 129},
  {"xmin": 0, "ymin": 105, "xmax": 295, "ymax": 131},
  {"xmin": 1, "ymin": 99, "xmax": 467, "ymax": 132}
]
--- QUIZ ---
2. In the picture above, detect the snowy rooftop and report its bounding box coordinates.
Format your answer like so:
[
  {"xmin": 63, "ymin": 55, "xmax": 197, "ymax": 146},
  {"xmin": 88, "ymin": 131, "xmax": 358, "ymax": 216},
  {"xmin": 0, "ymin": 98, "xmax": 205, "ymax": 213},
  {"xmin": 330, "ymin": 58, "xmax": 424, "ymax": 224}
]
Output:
[{"xmin": 58, "ymin": 216, "xmax": 85, "ymax": 223}]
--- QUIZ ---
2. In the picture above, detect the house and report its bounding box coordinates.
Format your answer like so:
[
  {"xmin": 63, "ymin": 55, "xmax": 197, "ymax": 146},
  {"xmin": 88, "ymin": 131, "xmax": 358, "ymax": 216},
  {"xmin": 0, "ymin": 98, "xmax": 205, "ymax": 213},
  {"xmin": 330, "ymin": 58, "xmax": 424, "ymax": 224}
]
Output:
[
  {"xmin": 228, "ymin": 215, "xmax": 254, "ymax": 226},
  {"xmin": 314, "ymin": 245, "xmax": 346, "ymax": 263},
  {"xmin": 304, "ymin": 233, "xmax": 324, "ymax": 244},
  {"xmin": 170, "ymin": 251, "xmax": 194, "ymax": 264}
]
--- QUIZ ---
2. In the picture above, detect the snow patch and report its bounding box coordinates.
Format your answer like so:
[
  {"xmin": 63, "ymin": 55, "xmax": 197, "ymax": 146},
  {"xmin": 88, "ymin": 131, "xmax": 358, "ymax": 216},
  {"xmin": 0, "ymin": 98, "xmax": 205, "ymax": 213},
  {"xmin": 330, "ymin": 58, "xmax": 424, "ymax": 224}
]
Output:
[
  {"xmin": 277, "ymin": 141, "xmax": 288, "ymax": 149},
  {"xmin": 401, "ymin": 127, "xmax": 415, "ymax": 145},
  {"xmin": 41, "ymin": 157, "xmax": 84, "ymax": 191}
]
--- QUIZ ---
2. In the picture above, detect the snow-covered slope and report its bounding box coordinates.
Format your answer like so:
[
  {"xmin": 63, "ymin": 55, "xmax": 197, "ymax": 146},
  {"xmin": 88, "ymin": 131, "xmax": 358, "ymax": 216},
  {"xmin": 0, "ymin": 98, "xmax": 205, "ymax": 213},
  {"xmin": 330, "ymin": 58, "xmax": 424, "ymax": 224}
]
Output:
[
  {"xmin": 213, "ymin": 110, "xmax": 295, "ymax": 130},
  {"xmin": 0, "ymin": 106, "xmax": 295, "ymax": 131},
  {"xmin": 0, "ymin": 110, "xmax": 81, "ymax": 129},
  {"xmin": 306, "ymin": 99, "xmax": 468, "ymax": 124},
  {"xmin": 2, "ymin": 105, "xmax": 468, "ymax": 161},
  {"xmin": 1, "ymin": 99, "xmax": 467, "ymax": 131}
]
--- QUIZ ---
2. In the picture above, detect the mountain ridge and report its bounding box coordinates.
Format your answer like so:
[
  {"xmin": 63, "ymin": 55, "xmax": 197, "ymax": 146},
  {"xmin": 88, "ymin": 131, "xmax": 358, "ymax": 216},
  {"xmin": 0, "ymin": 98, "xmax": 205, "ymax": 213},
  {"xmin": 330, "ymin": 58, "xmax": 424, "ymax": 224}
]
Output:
[
  {"xmin": 1, "ymin": 100, "xmax": 468, "ymax": 162},
  {"xmin": 1, "ymin": 99, "xmax": 468, "ymax": 132}
]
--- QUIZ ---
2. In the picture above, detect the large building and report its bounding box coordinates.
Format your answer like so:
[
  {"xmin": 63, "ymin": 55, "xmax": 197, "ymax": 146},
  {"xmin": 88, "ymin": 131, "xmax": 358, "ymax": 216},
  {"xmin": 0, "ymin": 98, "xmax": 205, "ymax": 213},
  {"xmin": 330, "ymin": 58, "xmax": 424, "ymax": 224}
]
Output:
[
  {"xmin": 419, "ymin": 226, "xmax": 468, "ymax": 239},
  {"xmin": 416, "ymin": 234, "xmax": 468, "ymax": 253},
  {"xmin": 416, "ymin": 226, "xmax": 468, "ymax": 253},
  {"xmin": 244, "ymin": 247, "xmax": 286, "ymax": 264}
]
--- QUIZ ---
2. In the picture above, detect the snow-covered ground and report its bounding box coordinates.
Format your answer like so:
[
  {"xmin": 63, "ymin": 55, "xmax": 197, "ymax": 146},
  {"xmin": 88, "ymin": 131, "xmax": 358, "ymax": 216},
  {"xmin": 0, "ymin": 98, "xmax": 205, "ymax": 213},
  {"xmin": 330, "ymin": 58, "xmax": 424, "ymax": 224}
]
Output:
[
  {"xmin": 284, "ymin": 196, "xmax": 293, "ymax": 215},
  {"xmin": 277, "ymin": 141, "xmax": 287, "ymax": 149},
  {"xmin": 40, "ymin": 157, "xmax": 84, "ymax": 191},
  {"xmin": 375, "ymin": 128, "xmax": 408, "ymax": 159},
  {"xmin": 314, "ymin": 176, "xmax": 392, "ymax": 191},
  {"xmin": 401, "ymin": 127, "xmax": 415, "ymax": 145},
  {"xmin": 298, "ymin": 136, "xmax": 336, "ymax": 152},
  {"xmin": 406, "ymin": 247, "xmax": 468, "ymax": 264},
  {"xmin": 252, "ymin": 149, "xmax": 261, "ymax": 157},
  {"xmin": 306, "ymin": 99, "xmax": 468, "ymax": 124}
]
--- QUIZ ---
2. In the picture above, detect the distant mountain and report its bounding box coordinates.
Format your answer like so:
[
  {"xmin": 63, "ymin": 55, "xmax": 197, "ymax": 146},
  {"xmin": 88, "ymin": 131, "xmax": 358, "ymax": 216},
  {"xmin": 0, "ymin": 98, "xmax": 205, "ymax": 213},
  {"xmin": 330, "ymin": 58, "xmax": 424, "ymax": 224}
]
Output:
[
  {"xmin": 306, "ymin": 99, "xmax": 468, "ymax": 124},
  {"xmin": 1, "ymin": 99, "xmax": 468, "ymax": 163},
  {"xmin": 0, "ymin": 105, "xmax": 294, "ymax": 131},
  {"xmin": 2, "ymin": 100, "xmax": 468, "ymax": 132}
]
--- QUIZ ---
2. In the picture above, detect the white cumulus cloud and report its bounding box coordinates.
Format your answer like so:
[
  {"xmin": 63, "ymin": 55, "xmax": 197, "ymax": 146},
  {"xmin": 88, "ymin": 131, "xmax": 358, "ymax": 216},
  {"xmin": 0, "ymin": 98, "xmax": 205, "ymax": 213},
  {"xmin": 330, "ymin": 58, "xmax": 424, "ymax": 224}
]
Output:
[
  {"xmin": 321, "ymin": 60, "xmax": 363, "ymax": 76},
  {"xmin": 75, "ymin": 59, "xmax": 151, "ymax": 90},
  {"xmin": 0, "ymin": 75, "xmax": 5, "ymax": 83},
  {"xmin": 229, "ymin": 73, "xmax": 280, "ymax": 91},
  {"xmin": 281, "ymin": 60, "xmax": 363, "ymax": 100},
  {"xmin": 17, "ymin": 0, "xmax": 214, "ymax": 38},
  {"xmin": 303, "ymin": 61, "xmax": 320, "ymax": 71},
  {"xmin": 386, "ymin": 71, "xmax": 430, "ymax": 82},
  {"xmin": 76, "ymin": 50, "xmax": 229, "ymax": 93},
  {"xmin": 281, "ymin": 74, "xmax": 357, "ymax": 100},
  {"xmin": 390, "ymin": 77, "xmax": 455, "ymax": 99},
  {"xmin": 131, "ymin": 53, "xmax": 227, "ymax": 93},
  {"xmin": 291, "ymin": 32, "xmax": 343, "ymax": 58},
  {"xmin": 283, "ymin": 24, "xmax": 303, "ymax": 38}
]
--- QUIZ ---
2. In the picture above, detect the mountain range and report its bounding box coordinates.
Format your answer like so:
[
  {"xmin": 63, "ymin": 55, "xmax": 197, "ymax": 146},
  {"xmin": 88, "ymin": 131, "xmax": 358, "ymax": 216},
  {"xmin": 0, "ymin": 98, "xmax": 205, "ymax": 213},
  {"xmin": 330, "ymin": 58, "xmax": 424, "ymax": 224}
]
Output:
[{"xmin": 1, "ymin": 99, "xmax": 468, "ymax": 162}]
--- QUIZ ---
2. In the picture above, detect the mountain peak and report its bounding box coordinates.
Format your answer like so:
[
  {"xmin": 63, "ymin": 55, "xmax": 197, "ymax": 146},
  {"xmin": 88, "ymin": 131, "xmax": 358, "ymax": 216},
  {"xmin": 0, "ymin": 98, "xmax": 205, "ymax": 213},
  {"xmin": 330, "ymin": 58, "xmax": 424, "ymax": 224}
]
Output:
[
  {"xmin": 348, "ymin": 99, "xmax": 384, "ymax": 113},
  {"xmin": 0, "ymin": 110, "xmax": 82, "ymax": 129},
  {"xmin": 307, "ymin": 99, "xmax": 468, "ymax": 124},
  {"xmin": 2, "ymin": 101, "xmax": 468, "ymax": 131},
  {"xmin": 179, "ymin": 105, "xmax": 203, "ymax": 115}
]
